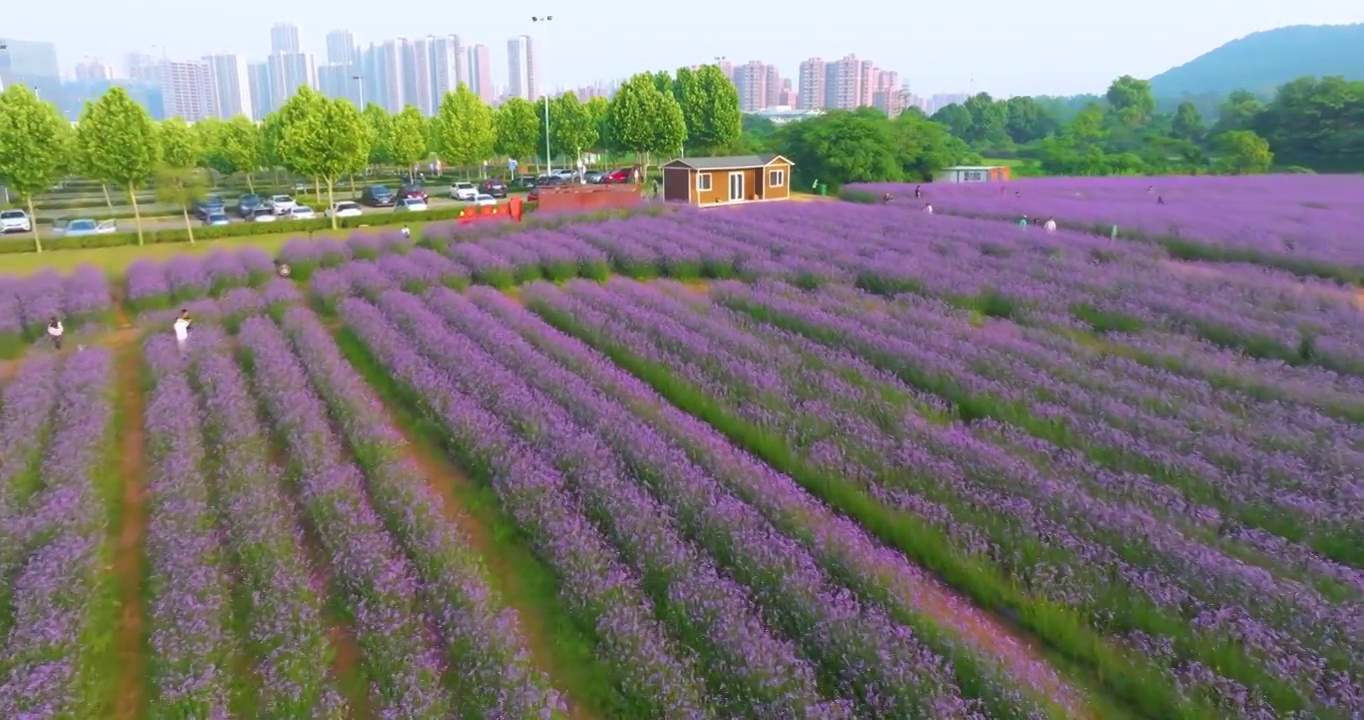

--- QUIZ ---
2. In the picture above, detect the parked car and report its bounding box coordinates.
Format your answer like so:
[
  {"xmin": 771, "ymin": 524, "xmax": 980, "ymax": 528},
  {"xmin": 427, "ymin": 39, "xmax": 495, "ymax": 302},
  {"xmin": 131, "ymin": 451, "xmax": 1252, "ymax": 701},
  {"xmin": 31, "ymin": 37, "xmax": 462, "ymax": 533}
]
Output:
[
  {"xmin": 550, "ymin": 169, "xmax": 578, "ymax": 181},
  {"xmin": 248, "ymin": 207, "xmax": 278, "ymax": 223},
  {"xmin": 395, "ymin": 197, "xmax": 428, "ymax": 212},
  {"xmin": 472, "ymin": 194, "xmax": 498, "ymax": 207},
  {"xmin": 194, "ymin": 194, "xmax": 226, "ymax": 220},
  {"xmin": 527, "ymin": 187, "xmax": 541, "ymax": 203},
  {"xmin": 267, "ymin": 194, "xmax": 298, "ymax": 215},
  {"xmin": 360, "ymin": 185, "xmax": 396, "ymax": 207},
  {"xmin": 237, "ymin": 194, "xmax": 264, "ymax": 217},
  {"xmin": 326, "ymin": 201, "xmax": 363, "ymax": 219},
  {"xmin": 398, "ymin": 184, "xmax": 428, "ymax": 202},
  {"xmin": 449, "ymin": 182, "xmax": 477, "ymax": 201},
  {"xmin": 602, "ymin": 167, "xmax": 638, "ymax": 184},
  {"xmin": 287, "ymin": 206, "xmax": 316, "ymax": 220},
  {"xmin": 203, "ymin": 212, "xmax": 231, "ymax": 227},
  {"xmin": 583, "ymin": 170, "xmax": 605, "ymax": 184},
  {"xmin": 479, "ymin": 179, "xmax": 508, "ymax": 198},
  {"xmin": 53, "ymin": 218, "xmax": 117, "ymax": 236},
  {"xmin": 0, "ymin": 209, "xmax": 32, "ymax": 233}
]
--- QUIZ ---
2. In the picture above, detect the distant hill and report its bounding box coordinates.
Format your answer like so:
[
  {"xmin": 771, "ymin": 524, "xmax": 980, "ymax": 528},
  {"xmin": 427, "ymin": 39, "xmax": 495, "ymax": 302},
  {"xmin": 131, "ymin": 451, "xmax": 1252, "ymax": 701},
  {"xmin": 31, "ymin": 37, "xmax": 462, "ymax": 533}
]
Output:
[{"xmin": 1148, "ymin": 24, "xmax": 1364, "ymax": 97}]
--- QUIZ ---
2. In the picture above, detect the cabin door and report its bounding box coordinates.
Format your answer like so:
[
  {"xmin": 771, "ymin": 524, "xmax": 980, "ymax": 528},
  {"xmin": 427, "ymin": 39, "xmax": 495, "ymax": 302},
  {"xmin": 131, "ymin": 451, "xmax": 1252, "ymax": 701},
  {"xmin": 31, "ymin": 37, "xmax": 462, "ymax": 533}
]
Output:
[{"xmin": 728, "ymin": 172, "xmax": 744, "ymax": 201}]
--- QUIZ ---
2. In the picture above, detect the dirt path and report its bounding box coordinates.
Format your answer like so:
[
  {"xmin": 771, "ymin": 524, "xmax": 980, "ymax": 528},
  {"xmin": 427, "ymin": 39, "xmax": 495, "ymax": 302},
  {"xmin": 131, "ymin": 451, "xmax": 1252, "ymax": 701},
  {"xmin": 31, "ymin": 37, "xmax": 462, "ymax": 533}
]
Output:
[
  {"xmin": 381, "ymin": 406, "xmax": 601, "ymax": 720},
  {"xmin": 110, "ymin": 315, "xmax": 149, "ymax": 720},
  {"xmin": 0, "ymin": 359, "xmax": 16, "ymax": 383}
]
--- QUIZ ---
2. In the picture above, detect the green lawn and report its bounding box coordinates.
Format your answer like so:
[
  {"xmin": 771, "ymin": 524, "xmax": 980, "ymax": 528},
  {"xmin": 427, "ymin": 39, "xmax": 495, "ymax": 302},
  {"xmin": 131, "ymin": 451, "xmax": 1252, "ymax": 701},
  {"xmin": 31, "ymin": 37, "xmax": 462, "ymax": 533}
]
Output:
[{"xmin": 3, "ymin": 219, "xmax": 443, "ymax": 276}]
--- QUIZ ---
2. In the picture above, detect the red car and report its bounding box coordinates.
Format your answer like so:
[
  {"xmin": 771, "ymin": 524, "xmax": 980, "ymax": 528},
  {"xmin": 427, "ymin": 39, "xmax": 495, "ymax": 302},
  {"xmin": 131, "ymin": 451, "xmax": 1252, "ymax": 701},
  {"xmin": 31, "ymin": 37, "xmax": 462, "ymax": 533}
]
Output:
[
  {"xmin": 527, "ymin": 187, "xmax": 540, "ymax": 202},
  {"xmin": 602, "ymin": 167, "xmax": 638, "ymax": 184},
  {"xmin": 398, "ymin": 184, "xmax": 428, "ymax": 202}
]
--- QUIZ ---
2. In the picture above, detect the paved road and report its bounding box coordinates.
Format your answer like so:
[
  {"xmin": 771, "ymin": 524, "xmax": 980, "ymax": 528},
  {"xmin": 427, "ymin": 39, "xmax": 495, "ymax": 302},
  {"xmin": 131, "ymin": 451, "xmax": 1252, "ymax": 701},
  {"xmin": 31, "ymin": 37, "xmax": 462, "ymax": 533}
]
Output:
[{"xmin": 1, "ymin": 195, "xmax": 498, "ymax": 238}]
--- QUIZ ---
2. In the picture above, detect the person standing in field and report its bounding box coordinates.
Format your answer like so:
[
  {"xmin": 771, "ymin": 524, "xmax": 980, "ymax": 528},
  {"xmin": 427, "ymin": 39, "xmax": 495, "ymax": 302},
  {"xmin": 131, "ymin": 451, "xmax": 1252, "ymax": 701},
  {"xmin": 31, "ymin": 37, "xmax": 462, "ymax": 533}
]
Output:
[
  {"xmin": 173, "ymin": 310, "xmax": 192, "ymax": 354},
  {"xmin": 923, "ymin": 203, "xmax": 934, "ymax": 214},
  {"xmin": 401, "ymin": 225, "xmax": 411, "ymax": 239},
  {"xmin": 47, "ymin": 317, "xmax": 63, "ymax": 350},
  {"xmin": 1044, "ymin": 217, "xmax": 1057, "ymax": 233}
]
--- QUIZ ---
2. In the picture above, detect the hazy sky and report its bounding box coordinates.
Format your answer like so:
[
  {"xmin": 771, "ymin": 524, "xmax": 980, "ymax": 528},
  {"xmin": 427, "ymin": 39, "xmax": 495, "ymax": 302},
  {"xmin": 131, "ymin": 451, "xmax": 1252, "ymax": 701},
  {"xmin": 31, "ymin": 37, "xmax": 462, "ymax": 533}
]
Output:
[{"xmin": 9, "ymin": 1, "xmax": 1361, "ymax": 96}]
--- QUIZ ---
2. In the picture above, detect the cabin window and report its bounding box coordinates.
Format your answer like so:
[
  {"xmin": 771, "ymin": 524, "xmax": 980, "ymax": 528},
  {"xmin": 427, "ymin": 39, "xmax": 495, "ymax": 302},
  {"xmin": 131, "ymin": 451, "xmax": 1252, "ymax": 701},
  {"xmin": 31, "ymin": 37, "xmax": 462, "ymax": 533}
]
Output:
[
  {"xmin": 697, "ymin": 173, "xmax": 713, "ymax": 192},
  {"xmin": 768, "ymin": 169, "xmax": 786, "ymax": 187}
]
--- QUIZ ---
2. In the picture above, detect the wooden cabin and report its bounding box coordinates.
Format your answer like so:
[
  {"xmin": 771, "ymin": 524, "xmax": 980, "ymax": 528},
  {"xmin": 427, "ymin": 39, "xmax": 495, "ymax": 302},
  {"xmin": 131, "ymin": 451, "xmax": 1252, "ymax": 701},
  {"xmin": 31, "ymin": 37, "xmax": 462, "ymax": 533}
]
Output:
[{"xmin": 661, "ymin": 154, "xmax": 794, "ymax": 207}]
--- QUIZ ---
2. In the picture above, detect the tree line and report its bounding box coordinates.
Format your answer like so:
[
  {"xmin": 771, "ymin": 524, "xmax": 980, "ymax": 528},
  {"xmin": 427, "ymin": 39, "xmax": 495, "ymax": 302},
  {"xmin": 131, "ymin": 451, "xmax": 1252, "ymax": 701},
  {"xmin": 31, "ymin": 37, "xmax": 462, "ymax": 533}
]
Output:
[
  {"xmin": 0, "ymin": 65, "xmax": 743, "ymax": 251},
  {"xmin": 923, "ymin": 74, "xmax": 1364, "ymax": 175}
]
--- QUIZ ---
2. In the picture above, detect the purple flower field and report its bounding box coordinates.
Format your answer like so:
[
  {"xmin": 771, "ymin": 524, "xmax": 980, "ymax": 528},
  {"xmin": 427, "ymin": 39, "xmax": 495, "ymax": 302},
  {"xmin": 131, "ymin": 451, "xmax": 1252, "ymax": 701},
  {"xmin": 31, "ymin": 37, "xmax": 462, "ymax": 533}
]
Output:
[
  {"xmin": 3, "ymin": 187, "xmax": 1364, "ymax": 719},
  {"xmin": 847, "ymin": 175, "xmax": 1364, "ymax": 279},
  {"xmin": 0, "ymin": 266, "xmax": 113, "ymax": 356}
]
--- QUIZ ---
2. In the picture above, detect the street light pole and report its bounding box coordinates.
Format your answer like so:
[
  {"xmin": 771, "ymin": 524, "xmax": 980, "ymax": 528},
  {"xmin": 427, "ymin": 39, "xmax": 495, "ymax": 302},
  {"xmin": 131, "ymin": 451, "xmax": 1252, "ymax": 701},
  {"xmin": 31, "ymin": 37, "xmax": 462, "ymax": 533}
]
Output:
[
  {"xmin": 352, "ymin": 74, "xmax": 364, "ymax": 108},
  {"xmin": 532, "ymin": 16, "xmax": 553, "ymax": 175}
]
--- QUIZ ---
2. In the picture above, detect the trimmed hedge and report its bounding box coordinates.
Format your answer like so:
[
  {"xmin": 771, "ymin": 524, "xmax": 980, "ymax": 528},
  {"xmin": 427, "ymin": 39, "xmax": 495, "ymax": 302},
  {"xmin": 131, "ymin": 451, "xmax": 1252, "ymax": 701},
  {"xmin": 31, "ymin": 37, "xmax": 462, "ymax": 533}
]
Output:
[{"xmin": 0, "ymin": 205, "xmax": 484, "ymax": 255}]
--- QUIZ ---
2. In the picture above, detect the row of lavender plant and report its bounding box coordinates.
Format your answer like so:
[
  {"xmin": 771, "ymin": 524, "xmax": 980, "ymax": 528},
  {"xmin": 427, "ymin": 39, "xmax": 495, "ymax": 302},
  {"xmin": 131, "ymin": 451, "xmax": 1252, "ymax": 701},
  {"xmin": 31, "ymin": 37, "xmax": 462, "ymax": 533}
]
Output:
[
  {"xmin": 0, "ymin": 267, "xmax": 112, "ymax": 353},
  {"xmin": 233, "ymin": 316, "xmax": 453, "ymax": 717},
  {"xmin": 335, "ymin": 296, "xmax": 718, "ymax": 719},
  {"xmin": 529, "ymin": 278, "xmax": 1360, "ymax": 718},
  {"xmin": 367, "ymin": 290, "xmax": 857, "ymax": 719},
  {"xmin": 188, "ymin": 331, "xmax": 347, "ymax": 718},
  {"xmin": 402, "ymin": 286, "xmax": 1077, "ymax": 720},
  {"xmin": 125, "ymin": 249, "xmax": 277, "ymax": 311},
  {"xmin": 274, "ymin": 306, "xmax": 563, "ymax": 720},
  {"xmin": 141, "ymin": 335, "xmax": 237, "ymax": 715},
  {"xmin": 136, "ymin": 278, "xmax": 303, "ymax": 330},
  {"xmin": 0, "ymin": 349, "xmax": 117, "ymax": 718},
  {"xmin": 715, "ymin": 279, "xmax": 1364, "ymax": 570}
]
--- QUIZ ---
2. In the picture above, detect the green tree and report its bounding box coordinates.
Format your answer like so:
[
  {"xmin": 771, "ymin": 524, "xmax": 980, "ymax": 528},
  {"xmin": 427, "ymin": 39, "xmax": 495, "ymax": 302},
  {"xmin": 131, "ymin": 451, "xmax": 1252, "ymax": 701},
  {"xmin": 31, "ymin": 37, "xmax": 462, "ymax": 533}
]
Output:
[
  {"xmin": 607, "ymin": 73, "xmax": 688, "ymax": 174},
  {"xmin": 1253, "ymin": 77, "xmax": 1364, "ymax": 170},
  {"xmin": 154, "ymin": 164, "xmax": 207, "ymax": 243},
  {"xmin": 389, "ymin": 105, "xmax": 429, "ymax": 179},
  {"xmin": 190, "ymin": 117, "xmax": 224, "ymax": 168},
  {"xmin": 431, "ymin": 83, "xmax": 495, "ymax": 170},
  {"xmin": 545, "ymin": 93, "xmax": 598, "ymax": 168},
  {"xmin": 362, "ymin": 103, "xmax": 394, "ymax": 166},
  {"xmin": 276, "ymin": 97, "xmax": 371, "ymax": 228},
  {"xmin": 961, "ymin": 92, "xmax": 1008, "ymax": 145},
  {"xmin": 1003, "ymin": 96, "xmax": 1058, "ymax": 144},
  {"xmin": 1212, "ymin": 89, "xmax": 1263, "ymax": 134},
  {"xmin": 893, "ymin": 111, "xmax": 975, "ymax": 180},
  {"xmin": 677, "ymin": 64, "xmax": 742, "ymax": 153},
  {"xmin": 772, "ymin": 108, "xmax": 904, "ymax": 187},
  {"xmin": 0, "ymin": 84, "xmax": 72, "ymax": 252},
  {"xmin": 1214, "ymin": 129, "xmax": 1273, "ymax": 174},
  {"xmin": 210, "ymin": 115, "xmax": 264, "ymax": 191},
  {"xmin": 1105, "ymin": 75, "xmax": 1156, "ymax": 125},
  {"xmin": 584, "ymin": 96, "xmax": 611, "ymax": 154},
  {"xmin": 78, "ymin": 87, "xmax": 159, "ymax": 245},
  {"xmin": 1170, "ymin": 101, "xmax": 1206, "ymax": 142},
  {"xmin": 157, "ymin": 117, "xmax": 199, "ymax": 169},
  {"xmin": 494, "ymin": 96, "xmax": 540, "ymax": 162},
  {"xmin": 930, "ymin": 104, "xmax": 973, "ymax": 139}
]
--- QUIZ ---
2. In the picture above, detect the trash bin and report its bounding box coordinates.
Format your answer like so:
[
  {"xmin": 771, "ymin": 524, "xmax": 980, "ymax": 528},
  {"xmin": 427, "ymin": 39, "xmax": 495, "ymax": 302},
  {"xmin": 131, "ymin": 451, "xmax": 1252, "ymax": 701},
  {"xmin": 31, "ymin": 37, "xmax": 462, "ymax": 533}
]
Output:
[{"xmin": 817, "ymin": 185, "xmax": 827, "ymax": 197}]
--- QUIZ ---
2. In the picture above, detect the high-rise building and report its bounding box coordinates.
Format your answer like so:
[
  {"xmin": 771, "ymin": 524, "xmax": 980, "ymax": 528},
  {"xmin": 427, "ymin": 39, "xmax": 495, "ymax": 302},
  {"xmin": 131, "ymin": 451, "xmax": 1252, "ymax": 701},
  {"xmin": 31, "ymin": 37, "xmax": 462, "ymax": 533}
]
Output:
[
  {"xmin": 468, "ymin": 44, "xmax": 493, "ymax": 104},
  {"xmin": 404, "ymin": 37, "xmax": 436, "ymax": 115},
  {"xmin": 325, "ymin": 30, "xmax": 355, "ymax": 66},
  {"xmin": 160, "ymin": 59, "xmax": 215, "ymax": 121},
  {"xmin": 0, "ymin": 38, "xmax": 62, "ymax": 99},
  {"xmin": 374, "ymin": 40, "xmax": 406, "ymax": 112},
  {"xmin": 203, "ymin": 54, "xmax": 247, "ymax": 119},
  {"xmin": 506, "ymin": 35, "xmax": 540, "ymax": 101},
  {"xmin": 75, "ymin": 60, "xmax": 113, "ymax": 82},
  {"xmin": 266, "ymin": 51, "xmax": 316, "ymax": 110},
  {"xmin": 247, "ymin": 62, "xmax": 272, "ymax": 119},
  {"xmin": 797, "ymin": 58, "xmax": 826, "ymax": 110},
  {"xmin": 733, "ymin": 61, "xmax": 768, "ymax": 112},
  {"xmin": 764, "ymin": 65, "xmax": 781, "ymax": 108},
  {"xmin": 124, "ymin": 52, "xmax": 154, "ymax": 78},
  {"xmin": 824, "ymin": 54, "xmax": 865, "ymax": 110},
  {"xmin": 270, "ymin": 23, "xmax": 301, "ymax": 54},
  {"xmin": 429, "ymin": 35, "xmax": 467, "ymax": 103}
]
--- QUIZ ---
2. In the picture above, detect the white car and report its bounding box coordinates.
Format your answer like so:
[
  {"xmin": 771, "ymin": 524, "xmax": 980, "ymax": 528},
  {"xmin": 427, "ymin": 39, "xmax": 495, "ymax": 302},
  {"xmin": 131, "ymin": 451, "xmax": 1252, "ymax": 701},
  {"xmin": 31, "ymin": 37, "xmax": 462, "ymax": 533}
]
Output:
[
  {"xmin": 395, "ymin": 197, "xmax": 428, "ymax": 212},
  {"xmin": 450, "ymin": 182, "xmax": 477, "ymax": 201},
  {"xmin": 326, "ymin": 201, "xmax": 363, "ymax": 219},
  {"xmin": 287, "ymin": 206, "xmax": 316, "ymax": 220},
  {"xmin": 267, "ymin": 194, "xmax": 298, "ymax": 215},
  {"xmin": 472, "ymin": 194, "xmax": 498, "ymax": 207},
  {"xmin": 53, "ymin": 218, "xmax": 117, "ymax": 236},
  {"xmin": 0, "ymin": 209, "xmax": 32, "ymax": 233},
  {"xmin": 249, "ymin": 207, "xmax": 278, "ymax": 223}
]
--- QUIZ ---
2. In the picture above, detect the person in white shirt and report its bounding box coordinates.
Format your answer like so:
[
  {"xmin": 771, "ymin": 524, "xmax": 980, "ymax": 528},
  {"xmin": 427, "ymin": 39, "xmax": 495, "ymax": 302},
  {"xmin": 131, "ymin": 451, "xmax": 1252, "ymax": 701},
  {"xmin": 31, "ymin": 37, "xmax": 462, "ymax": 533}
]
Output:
[
  {"xmin": 1043, "ymin": 218, "xmax": 1057, "ymax": 233},
  {"xmin": 401, "ymin": 225, "xmax": 411, "ymax": 239},
  {"xmin": 173, "ymin": 309, "xmax": 192, "ymax": 354},
  {"xmin": 923, "ymin": 203, "xmax": 934, "ymax": 214},
  {"xmin": 47, "ymin": 317, "xmax": 63, "ymax": 350}
]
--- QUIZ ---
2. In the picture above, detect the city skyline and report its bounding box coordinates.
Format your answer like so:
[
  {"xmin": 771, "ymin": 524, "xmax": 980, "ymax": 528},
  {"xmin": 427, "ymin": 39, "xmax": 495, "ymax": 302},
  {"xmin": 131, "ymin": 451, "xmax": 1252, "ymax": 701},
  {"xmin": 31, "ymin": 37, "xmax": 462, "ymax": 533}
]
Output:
[{"xmin": 3, "ymin": 4, "xmax": 1360, "ymax": 99}]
